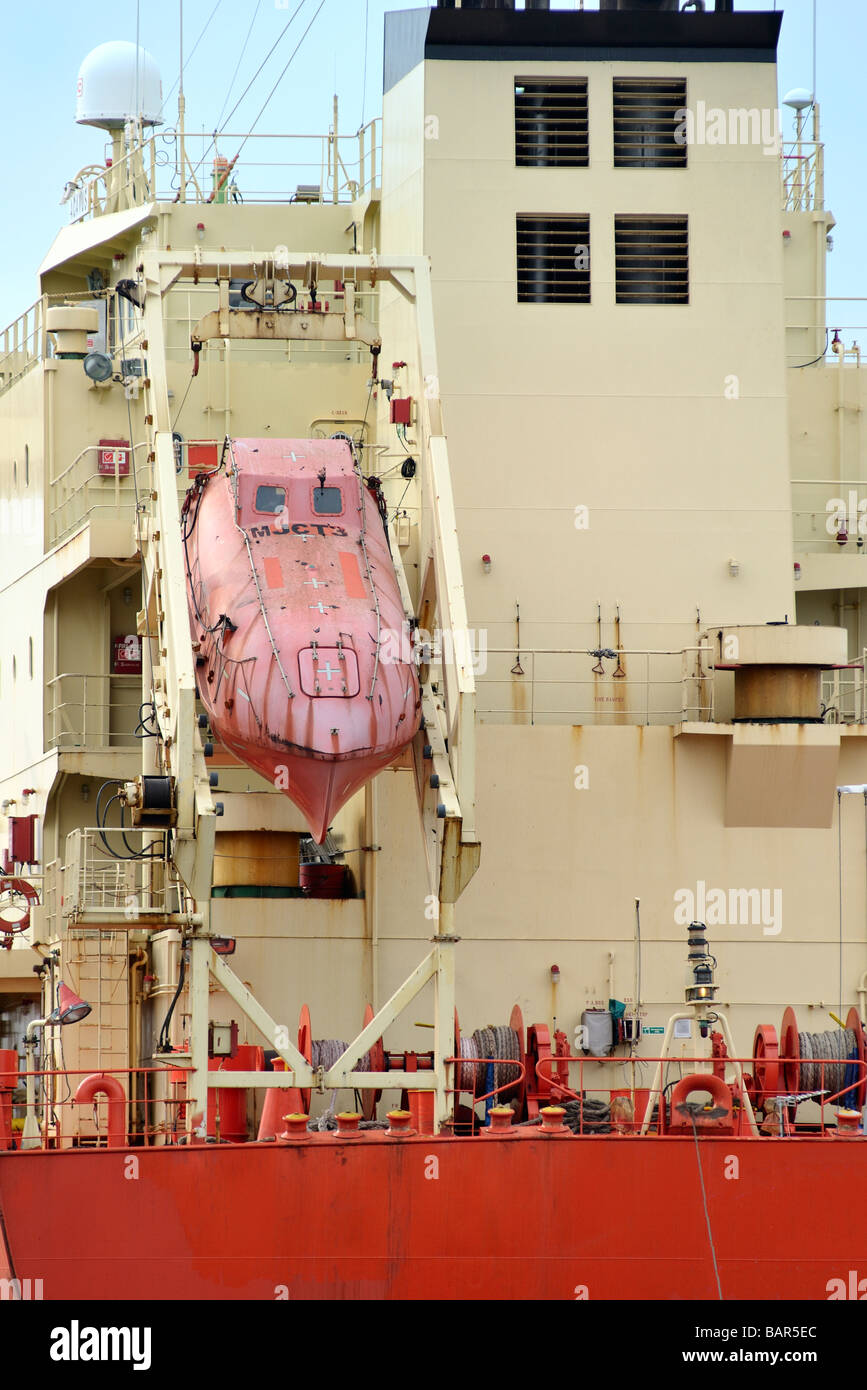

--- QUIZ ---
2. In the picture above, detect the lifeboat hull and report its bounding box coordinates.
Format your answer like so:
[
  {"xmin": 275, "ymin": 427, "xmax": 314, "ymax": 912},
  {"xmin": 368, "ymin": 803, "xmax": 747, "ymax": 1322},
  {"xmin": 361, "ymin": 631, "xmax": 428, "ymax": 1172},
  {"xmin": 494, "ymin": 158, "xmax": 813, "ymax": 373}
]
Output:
[{"xmin": 183, "ymin": 438, "xmax": 420, "ymax": 841}]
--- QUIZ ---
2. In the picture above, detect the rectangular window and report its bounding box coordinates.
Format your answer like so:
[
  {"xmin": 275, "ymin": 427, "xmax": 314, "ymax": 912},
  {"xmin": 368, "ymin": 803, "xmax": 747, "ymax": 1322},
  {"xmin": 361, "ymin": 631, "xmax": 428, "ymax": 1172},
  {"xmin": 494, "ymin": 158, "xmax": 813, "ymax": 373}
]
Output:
[
  {"xmin": 255, "ymin": 484, "xmax": 286, "ymax": 514},
  {"xmin": 312, "ymin": 486, "xmax": 343, "ymax": 515},
  {"xmin": 515, "ymin": 79, "xmax": 589, "ymax": 168},
  {"xmin": 614, "ymin": 216, "xmax": 688, "ymax": 305},
  {"xmin": 613, "ymin": 78, "xmax": 687, "ymax": 168},
  {"xmin": 516, "ymin": 215, "xmax": 591, "ymax": 305}
]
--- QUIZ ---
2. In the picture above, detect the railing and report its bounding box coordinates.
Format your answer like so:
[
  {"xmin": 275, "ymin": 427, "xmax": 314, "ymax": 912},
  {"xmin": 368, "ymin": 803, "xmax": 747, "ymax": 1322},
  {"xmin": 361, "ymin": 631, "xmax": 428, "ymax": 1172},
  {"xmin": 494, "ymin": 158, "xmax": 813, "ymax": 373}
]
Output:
[
  {"xmin": 533, "ymin": 1053, "xmax": 867, "ymax": 1139},
  {"xmin": 45, "ymin": 673, "xmax": 143, "ymax": 750},
  {"xmin": 785, "ymin": 297, "xmax": 867, "ymax": 366},
  {"xmin": 821, "ymin": 655, "xmax": 867, "ymax": 725},
  {"xmin": 48, "ymin": 446, "xmax": 150, "ymax": 548},
  {"xmin": 447, "ymin": 1057, "xmax": 526, "ymax": 1111},
  {"xmin": 67, "ymin": 122, "xmax": 382, "ymax": 223},
  {"xmin": 475, "ymin": 645, "xmax": 716, "ymax": 726},
  {"xmin": 781, "ymin": 138, "xmax": 822, "ymax": 212},
  {"xmin": 5, "ymin": 1053, "xmax": 863, "ymax": 1149},
  {"xmin": 62, "ymin": 828, "xmax": 186, "ymax": 923},
  {"xmin": 792, "ymin": 477, "xmax": 867, "ymax": 554},
  {"xmin": 0, "ymin": 297, "xmax": 45, "ymax": 395},
  {"xmin": 1, "ymin": 1067, "xmax": 185, "ymax": 1150}
]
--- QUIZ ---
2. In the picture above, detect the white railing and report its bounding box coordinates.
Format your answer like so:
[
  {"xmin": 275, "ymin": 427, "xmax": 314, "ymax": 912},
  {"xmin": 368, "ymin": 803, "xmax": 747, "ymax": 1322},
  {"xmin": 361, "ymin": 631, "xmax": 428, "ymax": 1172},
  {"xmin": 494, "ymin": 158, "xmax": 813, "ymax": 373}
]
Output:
[
  {"xmin": 475, "ymin": 643, "xmax": 867, "ymax": 727},
  {"xmin": 782, "ymin": 138, "xmax": 823, "ymax": 212},
  {"xmin": 48, "ymin": 445, "xmax": 151, "ymax": 548},
  {"xmin": 475, "ymin": 645, "xmax": 717, "ymax": 727},
  {"xmin": 786, "ymin": 297, "xmax": 867, "ymax": 367},
  {"xmin": 0, "ymin": 297, "xmax": 45, "ymax": 395},
  {"xmin": 62, "ymin": 828, "xmax": 186, "ymax": 922},
  {"xmin": 67, "ymin": 121, "xmax": 381, "ymax": 222},
  {"xmin": 792, "ymin": 478, "xmax": 867, "ymax": 554},
  {"xmin": 45, "ymin": 673, "xmax": 143, "ymax": 750},
  {"xmin": 822, "ymin": 654, "xmax": 867, "ymax": 725}
]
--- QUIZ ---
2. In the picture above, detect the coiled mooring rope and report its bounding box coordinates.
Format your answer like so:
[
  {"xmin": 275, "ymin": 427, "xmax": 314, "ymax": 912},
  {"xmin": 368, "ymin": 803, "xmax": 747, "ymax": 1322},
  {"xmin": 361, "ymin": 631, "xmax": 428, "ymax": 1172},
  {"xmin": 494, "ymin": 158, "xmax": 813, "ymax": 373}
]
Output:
[
  {"xmin": 310, "ymin": 1039, "xmax": 371, "ymax": 1072},
  {"xmin": 461, "ymin": 1026, "xmax": 521, "ymax": 1099},
  {"xmin": 795, "ymin": 1028, "xmax": 856, "ymax": 1096}
]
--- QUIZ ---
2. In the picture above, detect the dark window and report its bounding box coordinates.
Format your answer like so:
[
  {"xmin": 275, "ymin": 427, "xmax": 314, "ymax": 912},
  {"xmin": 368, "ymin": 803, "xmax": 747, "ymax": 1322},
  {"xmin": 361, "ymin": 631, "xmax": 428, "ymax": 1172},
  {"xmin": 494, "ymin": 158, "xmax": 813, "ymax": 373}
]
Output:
[
  {"xmin": 517, "ymin": 215, "xmax": 590, "ymax": 305},
  {"xmin": 615, "ymin": 216, "xmax": 689, "ymax": 305},
  {"xmin": 312, "ymin": 486, "xmax": 343, "ymax": 515},
  {"xmin": 254, "ymin": 485, "xmax": 286, "ymax": 513},
  {"xmin": 613, "ymin": 78, "xmax": 687, "ymax": 168},
  {"xmin": 515, "ymin": 79, "xmax": 589, "ymax": 168}
]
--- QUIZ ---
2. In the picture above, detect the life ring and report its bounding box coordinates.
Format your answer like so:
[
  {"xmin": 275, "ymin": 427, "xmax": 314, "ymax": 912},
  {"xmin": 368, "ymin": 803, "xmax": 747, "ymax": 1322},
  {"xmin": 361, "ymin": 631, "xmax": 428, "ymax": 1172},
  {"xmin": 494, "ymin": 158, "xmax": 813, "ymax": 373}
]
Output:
[{"xmin": 0, "ymin": 877, "xmax": 39, "ymax": 949}]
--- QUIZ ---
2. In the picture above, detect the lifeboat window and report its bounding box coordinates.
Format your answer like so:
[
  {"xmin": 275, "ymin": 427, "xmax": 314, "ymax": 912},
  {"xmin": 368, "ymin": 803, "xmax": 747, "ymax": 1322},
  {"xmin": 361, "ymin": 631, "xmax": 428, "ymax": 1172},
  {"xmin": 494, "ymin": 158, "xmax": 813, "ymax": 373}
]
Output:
[
  {"xmin": 312, "ymin": 486, "xmax": 343, "ymax": 515},
  {"xmin": 254, "ymin": 485, "xmax": 287, "ymax": 514}
]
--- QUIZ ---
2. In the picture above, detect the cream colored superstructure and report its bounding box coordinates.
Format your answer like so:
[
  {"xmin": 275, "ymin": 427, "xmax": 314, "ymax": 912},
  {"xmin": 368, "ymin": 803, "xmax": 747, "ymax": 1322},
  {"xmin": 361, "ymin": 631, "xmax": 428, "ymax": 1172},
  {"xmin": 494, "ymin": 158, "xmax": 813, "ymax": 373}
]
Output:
[{"xmin": 2, "ymin": 4, "xmax": 867, "ymax": 1136}]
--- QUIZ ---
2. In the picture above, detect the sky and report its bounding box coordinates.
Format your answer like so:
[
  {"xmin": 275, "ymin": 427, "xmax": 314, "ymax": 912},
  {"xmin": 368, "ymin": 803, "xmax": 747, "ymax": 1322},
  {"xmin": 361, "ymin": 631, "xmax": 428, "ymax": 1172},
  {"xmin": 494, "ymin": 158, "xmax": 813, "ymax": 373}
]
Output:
[{"xmin": 0, "ymin": 0, "xmax": 864, "ymax": 331}]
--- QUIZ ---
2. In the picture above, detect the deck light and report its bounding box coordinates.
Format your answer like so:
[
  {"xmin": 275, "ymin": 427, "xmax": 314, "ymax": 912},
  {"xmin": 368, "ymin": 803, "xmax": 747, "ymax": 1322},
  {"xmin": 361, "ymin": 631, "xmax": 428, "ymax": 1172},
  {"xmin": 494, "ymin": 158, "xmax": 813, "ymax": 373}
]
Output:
[
  {"xmin": 48, "ymin": 984, "xmax": 92, "ymax": 1026},
  {"xmin": 83, "ymin": 352, "xmax": 113, "ymax": 382},
  {"xmin": 21, "ymin": 986, "xmax": 91, "ymax": 1149}
]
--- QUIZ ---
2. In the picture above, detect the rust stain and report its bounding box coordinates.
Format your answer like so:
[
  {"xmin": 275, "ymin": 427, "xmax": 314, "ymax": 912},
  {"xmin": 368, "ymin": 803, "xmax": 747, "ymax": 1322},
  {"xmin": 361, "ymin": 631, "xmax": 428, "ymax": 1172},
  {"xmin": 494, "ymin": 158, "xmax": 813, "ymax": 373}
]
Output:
[{"xmin": 511, "ymin": 676, "xmax": 527, "ymax": 721}]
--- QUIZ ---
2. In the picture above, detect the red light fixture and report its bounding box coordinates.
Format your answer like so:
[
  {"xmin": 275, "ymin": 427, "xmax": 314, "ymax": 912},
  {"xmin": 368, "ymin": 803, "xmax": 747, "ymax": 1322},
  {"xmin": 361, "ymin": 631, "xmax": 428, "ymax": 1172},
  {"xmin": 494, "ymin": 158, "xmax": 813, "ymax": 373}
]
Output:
[{"xmin": 48, "ymin": 983, "xmax": 92, "ymax": 1026}]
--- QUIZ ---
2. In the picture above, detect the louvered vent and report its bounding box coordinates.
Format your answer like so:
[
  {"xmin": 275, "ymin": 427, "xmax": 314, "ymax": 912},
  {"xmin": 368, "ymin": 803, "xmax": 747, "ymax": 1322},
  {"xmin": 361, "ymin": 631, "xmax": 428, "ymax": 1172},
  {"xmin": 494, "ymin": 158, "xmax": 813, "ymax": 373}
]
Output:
[
  {"xmin": 613, "ymin": 79, "xmax": 687, "ymax": 168},
  {"xmin": 515, "ymin": 79, "xmax": 589, "ymax": 168},
  {"xmin": 517, "ymin": 215, "xmax": 591, "ymax": 305},
  {"xmin": 615, "ymin": 216, "xmax": 688, "ymax": 304}
]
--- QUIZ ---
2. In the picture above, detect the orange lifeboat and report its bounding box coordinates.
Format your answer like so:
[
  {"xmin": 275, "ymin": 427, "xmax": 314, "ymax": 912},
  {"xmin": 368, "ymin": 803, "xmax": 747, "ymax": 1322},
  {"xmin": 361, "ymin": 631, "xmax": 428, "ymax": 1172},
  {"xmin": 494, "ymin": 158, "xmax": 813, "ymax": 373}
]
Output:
[{"xmin": 183, "ymin": 437, "xmax": 420, "ymax": 841}]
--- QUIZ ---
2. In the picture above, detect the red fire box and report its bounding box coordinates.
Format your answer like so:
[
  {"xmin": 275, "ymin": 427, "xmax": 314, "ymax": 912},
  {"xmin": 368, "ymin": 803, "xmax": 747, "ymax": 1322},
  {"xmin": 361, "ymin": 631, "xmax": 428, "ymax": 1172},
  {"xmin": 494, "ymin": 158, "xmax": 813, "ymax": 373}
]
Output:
[
  {"xmin": 9, "ymin": 815, "xmax": 37, "ymax": 869},
  {"xmin": 98, "ymin": 439, "xmax": 130, "ymax": 476},
  {"xmin": 113, "ymin": 634, "xmax": 142, "ymax": 674},
  {"xmin": 390, "ymin": 397, "xmax": 413, "ymax": 427},
  {"xmin": 188, "ymin": 442, "xmax": 220, "ymax": 476}
]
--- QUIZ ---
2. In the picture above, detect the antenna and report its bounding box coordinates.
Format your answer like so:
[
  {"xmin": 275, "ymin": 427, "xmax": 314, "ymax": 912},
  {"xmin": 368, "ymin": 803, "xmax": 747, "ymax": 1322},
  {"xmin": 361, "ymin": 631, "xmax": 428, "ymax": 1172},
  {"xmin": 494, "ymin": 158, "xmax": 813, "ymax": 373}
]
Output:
[
  {"xmin": 179, "ymin": 0, "xmax": 187, "ymax": 203},
  {"xmin": 812, "ymin": 0, "xmax": 817, "ymax": 114}
]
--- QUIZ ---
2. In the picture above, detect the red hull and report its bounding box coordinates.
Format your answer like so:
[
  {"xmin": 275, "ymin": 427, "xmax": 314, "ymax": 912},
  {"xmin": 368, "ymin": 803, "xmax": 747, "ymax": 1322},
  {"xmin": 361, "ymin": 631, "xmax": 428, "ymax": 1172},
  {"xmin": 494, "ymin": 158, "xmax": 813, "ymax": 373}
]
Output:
[{"xmin": 1, "ymin": 1136, "xmax": 863, "ymax": 1301}]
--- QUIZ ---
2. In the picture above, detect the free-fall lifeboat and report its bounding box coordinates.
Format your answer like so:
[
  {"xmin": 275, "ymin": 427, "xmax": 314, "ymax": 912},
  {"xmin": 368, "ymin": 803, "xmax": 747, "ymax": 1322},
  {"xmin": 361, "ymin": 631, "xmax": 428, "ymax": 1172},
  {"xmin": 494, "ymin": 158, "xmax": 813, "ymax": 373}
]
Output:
[{"xmin": 182, "ymin": 436, "xmax": 420, "ymax": 840}]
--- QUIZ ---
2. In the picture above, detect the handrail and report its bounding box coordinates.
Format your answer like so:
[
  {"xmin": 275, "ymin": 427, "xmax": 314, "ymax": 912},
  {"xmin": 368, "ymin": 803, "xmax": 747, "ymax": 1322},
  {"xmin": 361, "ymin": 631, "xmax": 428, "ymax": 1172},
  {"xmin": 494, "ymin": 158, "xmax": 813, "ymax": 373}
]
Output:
[
  {"xmin": 445, "ymin": 1056, "xmax": 525, "ymax": 1108},
  {"xmin": 66, "ymin": 120, "xmax": 383, "ymax": 223},
  {"xmin": 533, "ymin": 1052, "xmax": 867, "ymax": 1138}
]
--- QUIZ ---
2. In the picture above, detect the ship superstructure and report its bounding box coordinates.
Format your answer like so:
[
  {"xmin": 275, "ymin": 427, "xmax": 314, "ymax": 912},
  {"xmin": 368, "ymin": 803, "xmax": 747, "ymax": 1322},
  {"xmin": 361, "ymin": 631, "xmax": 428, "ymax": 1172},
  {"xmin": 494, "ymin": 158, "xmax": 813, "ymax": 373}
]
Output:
[{"xmin": 1, "ymin": 0, "xmax": 867, "ymax": 1302}]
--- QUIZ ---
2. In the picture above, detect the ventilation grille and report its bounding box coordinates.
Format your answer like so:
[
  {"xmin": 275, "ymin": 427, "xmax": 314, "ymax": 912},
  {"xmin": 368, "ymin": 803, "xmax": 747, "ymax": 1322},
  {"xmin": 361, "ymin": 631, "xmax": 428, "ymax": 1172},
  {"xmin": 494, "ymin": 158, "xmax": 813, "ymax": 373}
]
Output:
[
  {"xmin": 613, "ymin": 78, "xmax": 687, "ymax": 168},
  {"xmin": 517, "ymin": 215, "xmax": 591, "ymax": 305},
  {"xmin": 515, "ymin": 79, "xmax": 589, "ymax": 168},
  {"xmin": 615, "ymin": 216, "xmax": 688, "ymax": 305}
]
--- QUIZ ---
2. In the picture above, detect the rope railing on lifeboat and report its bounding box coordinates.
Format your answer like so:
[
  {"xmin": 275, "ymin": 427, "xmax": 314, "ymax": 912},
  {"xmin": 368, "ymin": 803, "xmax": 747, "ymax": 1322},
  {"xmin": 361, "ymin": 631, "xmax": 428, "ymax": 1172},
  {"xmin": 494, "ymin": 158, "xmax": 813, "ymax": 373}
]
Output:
[{"xmin": 227, "ymin": 439, "xmax": 296, "ymax": 701}]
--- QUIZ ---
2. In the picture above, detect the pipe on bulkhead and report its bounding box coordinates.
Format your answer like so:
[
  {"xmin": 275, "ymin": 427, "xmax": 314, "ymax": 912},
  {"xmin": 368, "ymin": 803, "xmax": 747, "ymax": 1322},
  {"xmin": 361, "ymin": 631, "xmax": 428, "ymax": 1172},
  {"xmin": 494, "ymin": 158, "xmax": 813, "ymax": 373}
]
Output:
[
  {"xmin": 74, "ymin": 1073, "xmax": 127, "ymax": 1148},
  {"xmin": 129, "ymin": 949, "xmax": 148, "ymax": 1130}
]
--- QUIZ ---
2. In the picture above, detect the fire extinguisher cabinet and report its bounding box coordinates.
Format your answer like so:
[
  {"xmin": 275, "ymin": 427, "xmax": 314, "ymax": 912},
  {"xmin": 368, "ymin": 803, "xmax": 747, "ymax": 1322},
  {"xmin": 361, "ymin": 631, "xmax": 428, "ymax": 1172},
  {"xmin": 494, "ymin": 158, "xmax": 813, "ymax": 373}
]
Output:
[{"xmin": 112, "ymin": 635, "xmax": 142, "ymax": 674}]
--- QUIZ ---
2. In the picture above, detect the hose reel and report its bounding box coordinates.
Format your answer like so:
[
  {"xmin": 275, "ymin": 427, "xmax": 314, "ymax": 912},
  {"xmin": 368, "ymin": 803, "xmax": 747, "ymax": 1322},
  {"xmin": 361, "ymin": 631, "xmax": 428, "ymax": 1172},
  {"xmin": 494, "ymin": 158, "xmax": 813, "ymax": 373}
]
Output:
[{"xmin": 751, "ymin": 1005, "xmax": 866, "ymax": 1112}]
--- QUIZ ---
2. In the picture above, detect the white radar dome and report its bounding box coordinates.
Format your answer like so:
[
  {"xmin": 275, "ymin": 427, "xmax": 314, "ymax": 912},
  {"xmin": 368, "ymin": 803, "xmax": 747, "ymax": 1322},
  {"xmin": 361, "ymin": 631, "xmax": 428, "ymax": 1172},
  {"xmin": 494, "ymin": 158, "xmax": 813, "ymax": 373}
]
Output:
[{"xmin": 76, "ymin": 42, "xmax": 163, "ymax": 129}]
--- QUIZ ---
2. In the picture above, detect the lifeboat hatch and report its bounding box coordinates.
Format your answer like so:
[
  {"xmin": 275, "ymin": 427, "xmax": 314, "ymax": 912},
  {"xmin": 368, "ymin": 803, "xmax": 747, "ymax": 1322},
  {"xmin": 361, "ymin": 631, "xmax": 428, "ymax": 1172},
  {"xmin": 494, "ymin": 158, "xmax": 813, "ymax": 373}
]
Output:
[{"xmin": 298, "ymin": 646, "xmax": 359, "ymax": 697}]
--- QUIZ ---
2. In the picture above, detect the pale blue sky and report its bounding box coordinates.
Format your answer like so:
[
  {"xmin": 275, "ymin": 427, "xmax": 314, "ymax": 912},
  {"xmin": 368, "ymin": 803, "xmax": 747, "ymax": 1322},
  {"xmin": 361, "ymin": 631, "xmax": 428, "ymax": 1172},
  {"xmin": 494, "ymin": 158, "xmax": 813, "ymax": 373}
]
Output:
[{"xmin": 1, "ymin": 0, "xmax": 864, "ymax": 331}]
